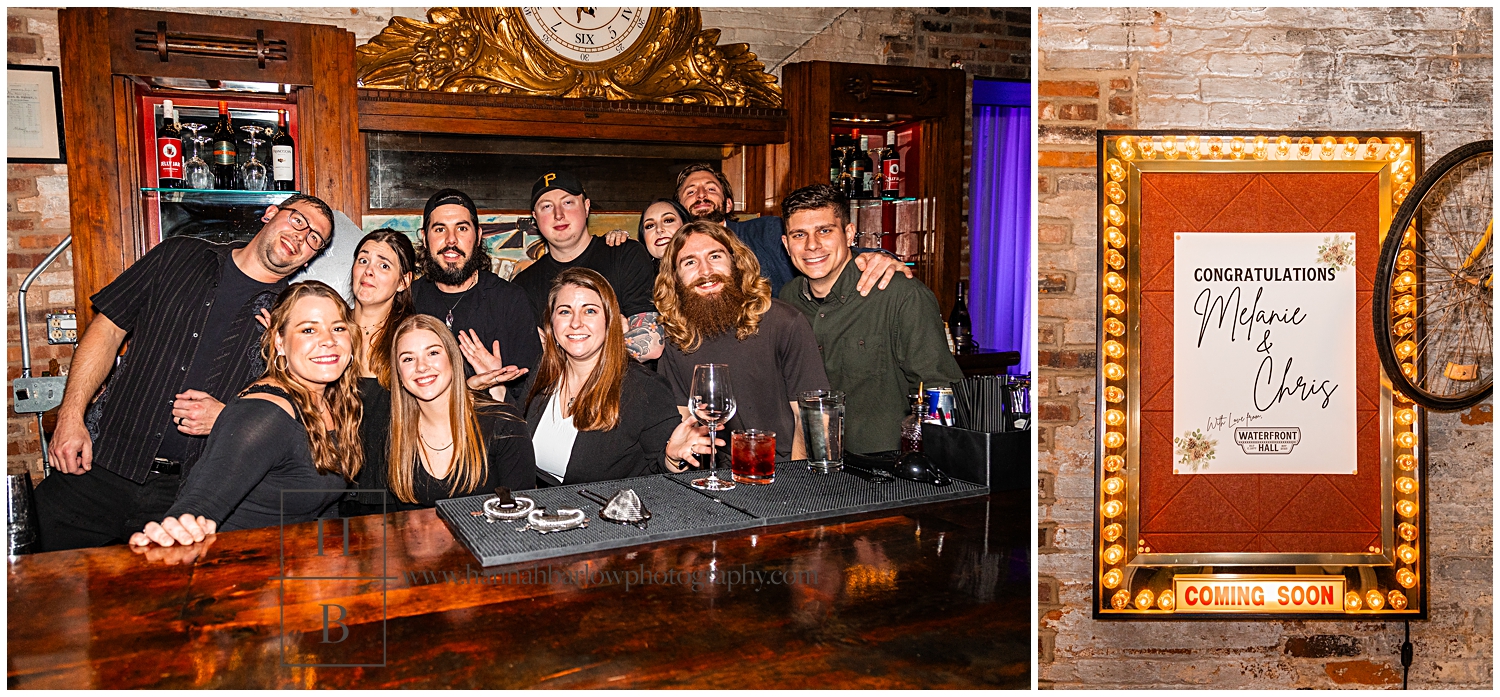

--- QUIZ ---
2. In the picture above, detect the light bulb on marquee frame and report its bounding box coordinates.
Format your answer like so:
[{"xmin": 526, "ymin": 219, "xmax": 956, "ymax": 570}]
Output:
[{"xmin": 1102, "ymin": 568, "xmax": 1123, "ymax": 588}]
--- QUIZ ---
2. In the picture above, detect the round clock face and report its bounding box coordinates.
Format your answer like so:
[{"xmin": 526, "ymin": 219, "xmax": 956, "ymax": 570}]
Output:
[{"xmin": 520, "ymin": 7, "xmax": 651, "ymax": 66}]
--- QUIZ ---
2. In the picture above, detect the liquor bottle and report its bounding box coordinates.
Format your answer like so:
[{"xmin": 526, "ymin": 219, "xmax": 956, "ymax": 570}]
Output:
[
  {"xmin": 155, "ymin": 100, "xmax": 183, "ymax": 189},
  {"xmin": 949, "ymin": 280, "xmax": 973, "ymax": 354},
  {"xmin": 211, "ymin": 101, "xmax": 238, "ymax": 190},
  {"xmin": 839, "ymin": 134, "xmax": 858, "ymax": 199},
  {"xmin": 272, "ymin": 110, "xmax": 296, "ymax": 191},
  {"xmin": 851, "ymin": 134, "xmax": 874, "ymax": 198},
  {"xmin": 880, "ymin": 129, "xmax": 902, "ymax": 199},
  {"xmin": 828, "ymin": 134, "xmax": 841, "ymax": 184},
  {"xmin": 899, "ymin": 388, "xmax": 925, "ymax": 454}
]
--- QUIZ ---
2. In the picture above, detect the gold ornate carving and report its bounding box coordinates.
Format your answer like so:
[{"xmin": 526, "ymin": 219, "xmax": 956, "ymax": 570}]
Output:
[{"xmin": 355, "ymin": 7, "xmax": 781, "ymax": 107}]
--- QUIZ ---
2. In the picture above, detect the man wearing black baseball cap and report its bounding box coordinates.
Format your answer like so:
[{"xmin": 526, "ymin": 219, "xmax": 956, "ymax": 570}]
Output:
[
  {"xmin": 512, "ymin": 171, "xmax": 664, "ymax": 361},
  {"xmin": 410, "ymin": 188, "xmax": 541, "ymax": 403}
]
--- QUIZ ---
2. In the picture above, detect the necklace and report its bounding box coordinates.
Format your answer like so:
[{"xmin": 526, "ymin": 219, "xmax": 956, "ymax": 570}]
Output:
[
  {"xmin": 419, "ymin": 431, "xmax": 453, "ymax": 451},
  {"xmin": 442, "ymin": 276, "xmax": 480, "ymax": 329}
]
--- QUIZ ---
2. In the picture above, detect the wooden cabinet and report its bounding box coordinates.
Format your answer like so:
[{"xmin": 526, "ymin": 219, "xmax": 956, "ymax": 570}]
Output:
[
  {"xmin": 355, "ymin": 89, "xmax": 788, "ymax": 217},
  {"xmin": 783, "ymin": 61, "xmax": 967, "ymax": 316},
  {"xmin": 58, "ymin": 8, "xmax": 358, "ymax": 327}
]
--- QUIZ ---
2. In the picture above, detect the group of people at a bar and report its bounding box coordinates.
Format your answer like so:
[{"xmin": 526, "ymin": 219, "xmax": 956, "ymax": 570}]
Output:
[{"xmin": 35, "ymin": 163, "xmax": 964, "ymax": 551}]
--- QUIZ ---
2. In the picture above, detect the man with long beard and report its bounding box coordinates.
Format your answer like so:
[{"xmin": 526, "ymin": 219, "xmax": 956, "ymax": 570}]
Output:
[
  {"xmin": 674, "ymin": 163, "xmax": 913, "ymax": 298},
  {"xmin": 410, "ymin": 189, "xmax": 541, "ymax": 403},
  {"xmin": 656, "ymin": 220, "xmax": 830, "ymax": 465}
]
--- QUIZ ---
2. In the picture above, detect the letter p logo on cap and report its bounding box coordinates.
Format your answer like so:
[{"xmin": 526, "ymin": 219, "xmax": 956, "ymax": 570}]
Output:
[{"xmin": 543, "ymin": 173, "xmax": 557, "ymax": 187}]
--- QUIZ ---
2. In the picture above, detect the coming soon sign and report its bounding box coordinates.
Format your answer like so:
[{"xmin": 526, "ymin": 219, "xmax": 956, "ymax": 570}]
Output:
[{"xmin": 1172, "ymin": 574, "xmax": 1346, "ymax": 613}]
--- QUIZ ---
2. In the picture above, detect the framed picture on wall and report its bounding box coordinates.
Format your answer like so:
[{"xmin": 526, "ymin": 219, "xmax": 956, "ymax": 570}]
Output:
[
  {"xmin": 1091, "ymin": 130, "xmax": 1428, "ymax": 620},
  {"xmin": 8, "ymin": 64, "xmax": 66, "ymax": 164}
]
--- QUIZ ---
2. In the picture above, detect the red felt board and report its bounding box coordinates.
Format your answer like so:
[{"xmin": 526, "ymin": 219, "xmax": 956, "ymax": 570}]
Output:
[{"xmin": 1136, "ymin": 171, "xmax": 1383, "ymax": 555}]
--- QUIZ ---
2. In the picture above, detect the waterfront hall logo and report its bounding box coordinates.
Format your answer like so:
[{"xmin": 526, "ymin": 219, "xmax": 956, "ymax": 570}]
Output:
[{"xmin": 277, "ymin": 490, "xmax": 389, "ymax": 668}]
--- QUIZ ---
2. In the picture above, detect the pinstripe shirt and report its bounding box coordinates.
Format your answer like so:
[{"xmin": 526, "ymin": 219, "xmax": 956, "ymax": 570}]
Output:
[{"xmin": 86, "ymin": 236, "xmax": 286, "ymax": 483}]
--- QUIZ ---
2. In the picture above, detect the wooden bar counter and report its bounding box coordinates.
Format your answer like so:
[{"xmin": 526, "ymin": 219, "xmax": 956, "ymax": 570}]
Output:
[{"xmin": 7, "ymin": 491, "xmax": 1027, "ymax": 689}]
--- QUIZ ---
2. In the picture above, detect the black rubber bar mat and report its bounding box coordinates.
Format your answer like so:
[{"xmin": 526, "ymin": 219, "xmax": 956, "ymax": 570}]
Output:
[
  {"xmin": 663, "ymin": 463, "xmax": 988, "ymax": 524},
  {"xmin": 435, "ymin": 474, "xmax": 757, "ymax": 567},
  {"xmin": 437, "ymin": 466, "xmax": 987, "ymax": 567}
]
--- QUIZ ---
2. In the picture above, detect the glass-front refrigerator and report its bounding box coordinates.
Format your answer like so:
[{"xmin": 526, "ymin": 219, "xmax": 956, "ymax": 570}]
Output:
[{"xmin": 137, "ymin": 91, "xmax": 301, "ymax": 247}]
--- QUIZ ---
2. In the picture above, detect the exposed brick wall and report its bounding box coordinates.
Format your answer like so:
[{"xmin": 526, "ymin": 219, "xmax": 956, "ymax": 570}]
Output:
[
  {"xmin": 1037, "ymin": 7, "xmax": 1492, "ymax": 689},
  {"xmin": 4, "ymin": 7, "xmax": 1028, "ymax": 476},
  {"xmin": 7, "ymin": 8, "xmax": 70, "ymax": 482},
  {"xmin": 891, "ymin": 8, "xmax": 1030, "ymax": 283}
]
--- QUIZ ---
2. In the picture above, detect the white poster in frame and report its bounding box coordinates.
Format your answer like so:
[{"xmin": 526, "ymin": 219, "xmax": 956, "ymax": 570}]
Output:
[
  {"xmin": 7, "ymin": 64, "xmax": 66, "ymax": 163},
  {"xmin": 1171, "ymin": 231, "xmax": 1359, "ymax": 475}
]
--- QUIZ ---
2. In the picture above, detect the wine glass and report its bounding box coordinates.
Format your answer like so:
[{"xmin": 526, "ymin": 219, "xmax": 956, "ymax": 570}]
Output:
[
  {"xmin": 240, "ymin": 127, "xmax": 269, "ymax": 191},
  {"xmin": 688, "ymin": 363, "xmax": 737, "ymax": 491},
  {"xmin": 836, "ymin": 145, "xmax": 856, "ymax": 195},
  {"xmin": 180, "ymin": 123, "xmax": 214, "ymax": 190}
]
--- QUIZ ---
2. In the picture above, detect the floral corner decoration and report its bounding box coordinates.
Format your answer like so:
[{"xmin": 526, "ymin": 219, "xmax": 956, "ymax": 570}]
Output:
[
  {"xmin": 1317, "ymin": 235, "xmax": 1354, "ymax": 272},
  {"xmin": 1175, "ymin": 429, "xmax": 1217, "ymax": 472}
]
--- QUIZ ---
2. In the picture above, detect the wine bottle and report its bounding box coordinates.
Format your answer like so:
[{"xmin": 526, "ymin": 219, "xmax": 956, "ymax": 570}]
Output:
[
  {"xmin": 155, "ymin": 100, "xmax": 183, "ymax": 189},
  {"xmin": 852, "ymin": 134, "xmax": 874, "ymax": 198},
  {"xmin": 881, "ymin": 129, "xmax": 902, "ymax": 199},
  {"xmin": 949, "ymin": 280, "xmax": 972, "ymax": 355},
  {"xmin": 211, "ymin": 101, "xmax": 238, "ymax": 190},
  {"xmin": 828, "ymin": 134, "xmax": 841, "ymax": 184},
  {"xmin": 840, "ymin": 133, "xmax": 858, "ymax": 199},
  {"xmin": 272, "ymin": 110, "xmax": 295, "ymax": 191}
]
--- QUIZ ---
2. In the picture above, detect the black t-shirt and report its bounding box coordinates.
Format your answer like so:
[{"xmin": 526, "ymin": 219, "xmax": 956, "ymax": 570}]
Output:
[
  {"xmin": 512, "ymin": 235, "xmax": 657, "ymax": 321},
  {"xmin": 346, "ymin": 377, "xmax": 393, "ymax": 506},
  {"xmin": 659, "ymin": 300, "xmax": 830, "ymax": 462},
  {"xmin": 155, "ymin": 255, "xmax": 275, "ymax": 461},
  {"xmin": 411, "ymin": 269, "xmax": 542, "ymax": 405}
]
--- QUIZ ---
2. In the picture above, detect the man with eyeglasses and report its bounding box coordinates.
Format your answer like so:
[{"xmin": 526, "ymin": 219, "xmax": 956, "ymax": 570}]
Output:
[{"xmin": 37, "ymin": 194, "xmax": 336, "ymax": 551}]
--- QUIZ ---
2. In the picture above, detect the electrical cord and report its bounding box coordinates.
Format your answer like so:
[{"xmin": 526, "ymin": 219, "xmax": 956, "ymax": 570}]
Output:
[{"xmin": 1400, "ymin": 619, "xmax": 1413, "ymax": 689}]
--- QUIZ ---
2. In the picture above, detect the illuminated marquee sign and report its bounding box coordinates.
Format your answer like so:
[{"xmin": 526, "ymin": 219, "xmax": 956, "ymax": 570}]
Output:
[
  {"xmin": 1173, "ymin": 575, "xmax": 1345, "ymax": 614},
  {"xmin": 1093, "ymin": 130, "xmax": 1426, "ymax": 619}
]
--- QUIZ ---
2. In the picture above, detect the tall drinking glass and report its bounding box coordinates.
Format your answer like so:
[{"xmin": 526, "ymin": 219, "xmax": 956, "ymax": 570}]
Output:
[
  {"xmin": 688, "ymin": 363, "xmax": 737, "ymax": 491},
  {"xmin": 798, "ymin": 390, "xmax": 845, "ymax": 473}
]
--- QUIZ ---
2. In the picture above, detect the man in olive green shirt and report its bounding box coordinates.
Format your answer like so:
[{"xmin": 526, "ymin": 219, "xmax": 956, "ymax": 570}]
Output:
[{"xmin": 778, "ymin": 184, "xmax": 964, "ymax": 455}]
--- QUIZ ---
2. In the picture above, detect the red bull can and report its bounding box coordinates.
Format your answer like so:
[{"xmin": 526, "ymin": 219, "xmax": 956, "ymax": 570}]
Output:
[{"xmin": 925, "ymin": 386, "xmax": 954, "ymax": 424}]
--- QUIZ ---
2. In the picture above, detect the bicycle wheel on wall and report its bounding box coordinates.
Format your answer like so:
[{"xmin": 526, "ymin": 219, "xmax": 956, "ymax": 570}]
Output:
[{"xmin": 1373, "ymin": 139, "xmax": 1492, "ymax": 412}]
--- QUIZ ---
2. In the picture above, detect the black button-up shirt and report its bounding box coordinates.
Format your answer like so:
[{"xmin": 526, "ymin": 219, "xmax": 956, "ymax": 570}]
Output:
[{"xmin": 87, "ymin": 236, "xmax": 285, "ymax": 483}]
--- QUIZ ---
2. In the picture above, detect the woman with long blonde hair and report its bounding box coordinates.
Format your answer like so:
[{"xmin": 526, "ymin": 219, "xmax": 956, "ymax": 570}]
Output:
[
  {"xmin": 130, "ymin": 281, "xmax": 363, "ymax": 546},
  {"xmin": 525, "ymin": 268, "xmax": 714, "ymax": 484},
  {"xmin": 386, "ymin": 314, "xmax": 533, "ymax": 507}
]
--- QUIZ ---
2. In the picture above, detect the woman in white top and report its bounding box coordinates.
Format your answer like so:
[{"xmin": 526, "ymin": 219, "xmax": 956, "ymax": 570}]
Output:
[{"xmin": 524, "ymin": 267, "xmax": 713, "ymax": 485}]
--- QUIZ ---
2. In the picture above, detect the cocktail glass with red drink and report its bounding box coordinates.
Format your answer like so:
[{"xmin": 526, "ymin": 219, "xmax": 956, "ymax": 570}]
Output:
[{"xmin": 730, "ymin": 429, "xmax": 776, "ymax": 485}]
